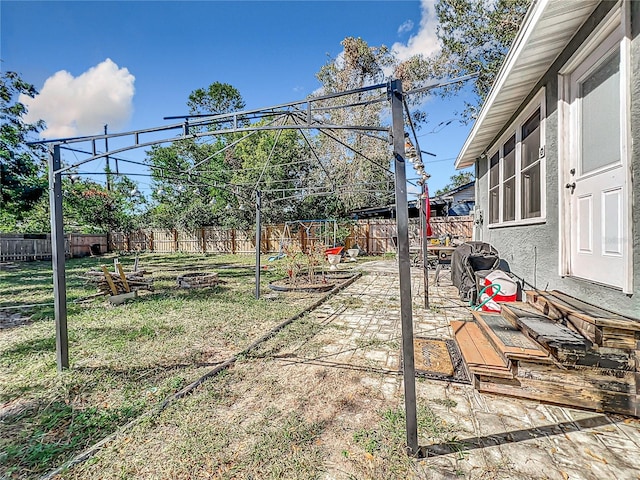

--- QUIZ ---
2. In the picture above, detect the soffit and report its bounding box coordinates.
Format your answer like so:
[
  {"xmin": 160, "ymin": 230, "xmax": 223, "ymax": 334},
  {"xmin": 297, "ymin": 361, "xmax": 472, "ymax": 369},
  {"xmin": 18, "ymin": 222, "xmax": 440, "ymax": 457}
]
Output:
[{"xmin": 455, "ymin": 0, "xmax": 600, "ymax": 168}]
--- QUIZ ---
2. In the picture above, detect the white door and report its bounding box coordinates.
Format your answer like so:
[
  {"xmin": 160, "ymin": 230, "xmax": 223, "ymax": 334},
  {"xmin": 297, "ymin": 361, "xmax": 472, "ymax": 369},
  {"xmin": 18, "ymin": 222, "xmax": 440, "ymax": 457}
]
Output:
[{"xmin": 566, "ymin": 28, "xmax": 629, "ymax": 291}]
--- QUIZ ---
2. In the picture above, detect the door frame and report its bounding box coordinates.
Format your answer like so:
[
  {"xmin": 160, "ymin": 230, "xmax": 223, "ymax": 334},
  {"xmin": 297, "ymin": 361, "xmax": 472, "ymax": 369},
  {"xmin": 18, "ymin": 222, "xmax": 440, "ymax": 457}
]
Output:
[{"xmin": 557, "ymin": 3, "xmax": 633, "ymax": 293}]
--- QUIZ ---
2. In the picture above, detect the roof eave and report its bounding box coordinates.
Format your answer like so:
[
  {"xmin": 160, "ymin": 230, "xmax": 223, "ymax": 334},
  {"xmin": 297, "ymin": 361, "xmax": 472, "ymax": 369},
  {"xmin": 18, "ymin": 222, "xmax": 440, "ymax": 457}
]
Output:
[{"xmin": 455, "ymin": 0, "xmax": 600, "ymax": 169}]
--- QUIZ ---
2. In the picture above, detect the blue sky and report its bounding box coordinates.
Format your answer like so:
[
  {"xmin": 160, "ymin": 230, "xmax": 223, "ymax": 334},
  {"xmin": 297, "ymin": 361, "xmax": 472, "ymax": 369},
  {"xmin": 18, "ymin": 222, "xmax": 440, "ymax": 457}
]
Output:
[{"xmin": 2, "ymin": 0, "xmax": 473, "ymax": 195}]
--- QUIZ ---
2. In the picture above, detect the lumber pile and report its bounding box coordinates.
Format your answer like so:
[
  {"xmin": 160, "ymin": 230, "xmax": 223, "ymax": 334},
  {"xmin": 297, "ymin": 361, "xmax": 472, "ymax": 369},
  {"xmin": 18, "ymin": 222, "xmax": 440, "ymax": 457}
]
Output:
[
  {"xmin": 452, "ymin": 290, "xmax": 640, "ymax": 417},
  {"xmin": 84, "ymin": 265, "xmax": 154, "ymax": 296}
]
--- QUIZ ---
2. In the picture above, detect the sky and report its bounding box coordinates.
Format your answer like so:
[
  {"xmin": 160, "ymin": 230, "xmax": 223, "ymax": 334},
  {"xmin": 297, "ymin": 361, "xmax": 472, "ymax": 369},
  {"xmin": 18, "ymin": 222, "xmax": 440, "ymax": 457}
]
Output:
[{"xmin": 1, "ymin": 0, "xmax": 474, "ymax": 197}]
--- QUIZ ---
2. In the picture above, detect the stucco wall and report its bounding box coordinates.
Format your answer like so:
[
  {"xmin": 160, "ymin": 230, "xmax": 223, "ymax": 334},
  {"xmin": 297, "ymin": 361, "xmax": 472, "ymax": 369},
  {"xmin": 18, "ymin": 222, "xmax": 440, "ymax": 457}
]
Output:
[{"xmin": 474, "ymin": 1, "xmax": 639, "ymax": 317}]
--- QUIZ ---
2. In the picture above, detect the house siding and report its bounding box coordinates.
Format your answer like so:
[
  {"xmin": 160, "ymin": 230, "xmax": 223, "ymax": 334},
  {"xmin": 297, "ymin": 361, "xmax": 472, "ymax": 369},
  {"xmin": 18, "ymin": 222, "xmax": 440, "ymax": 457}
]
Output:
[{"xmin": 475, "ymin": 1, "xmax": 639, "ymax": 317}]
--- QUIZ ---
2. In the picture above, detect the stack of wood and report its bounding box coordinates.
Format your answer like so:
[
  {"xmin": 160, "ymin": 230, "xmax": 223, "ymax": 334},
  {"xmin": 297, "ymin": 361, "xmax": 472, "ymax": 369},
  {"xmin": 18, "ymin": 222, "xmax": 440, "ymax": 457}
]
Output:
[
  {"xmin": 451, "ymin": 290, "xmax": 640, "ymax": 417},
  {"xmin": 85, "ymin": 265, "xmax": 154, "ymax": 296}
]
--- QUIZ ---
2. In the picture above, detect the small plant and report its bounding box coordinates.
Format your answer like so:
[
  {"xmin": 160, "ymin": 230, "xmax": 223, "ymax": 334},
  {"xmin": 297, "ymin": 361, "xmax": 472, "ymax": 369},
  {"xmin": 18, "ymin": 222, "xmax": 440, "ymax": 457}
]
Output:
[{"xmin": 431, "ymin": 398, "xmax": 457, "ymax": 408}]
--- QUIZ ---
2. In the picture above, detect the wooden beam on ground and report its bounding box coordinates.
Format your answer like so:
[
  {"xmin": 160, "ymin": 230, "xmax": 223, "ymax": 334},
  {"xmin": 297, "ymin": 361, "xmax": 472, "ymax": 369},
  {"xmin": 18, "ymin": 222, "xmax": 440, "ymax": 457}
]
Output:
[
  {"xmin": 101, "ymin": 265, "xmax": 118, "ymax": 295},
  {"xmin": 116, "ymin": 263, "xmax": 131, "ymax": 293}
]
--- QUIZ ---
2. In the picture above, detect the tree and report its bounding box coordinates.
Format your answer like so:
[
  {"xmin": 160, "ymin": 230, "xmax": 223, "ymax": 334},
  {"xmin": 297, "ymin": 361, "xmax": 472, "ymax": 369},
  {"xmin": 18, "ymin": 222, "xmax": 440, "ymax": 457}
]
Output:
[
  {"xmin": 146, "ymin": 82, "xmax": 251, "ymax": 229},
  {"xmin": 435, "ymin": 171, "xmax": 474, "ymax": 196},
  {"xmin": 312, "ymin": 37, "xmax": 395, "ymax": 214},
  {"xmin": 63, "ymin": 175, "xmax": 145, "ymax": 233},
  {"xmin": 188, "ymin": 82, "xmax": 245, "ymax": 116},
  {"xmin": 0, "ymin": 71, "xmax": 48, "ymax": 228},
  {"xmin": 397, "ymin": 0, "xmax": 531, "ymax": 120}
]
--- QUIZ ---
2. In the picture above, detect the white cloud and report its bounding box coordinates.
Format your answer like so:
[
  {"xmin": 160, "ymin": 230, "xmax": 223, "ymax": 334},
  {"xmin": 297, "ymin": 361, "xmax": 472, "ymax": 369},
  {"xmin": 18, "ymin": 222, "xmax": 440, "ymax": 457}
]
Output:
[
  {"xmin": 392, "ymin": 0, "xmax": 440, "ymax": 61},
  {"xmin": 20, "ymin": 58, "xmax": 135, "ymax": 139},
  {"xmin": 397, "ymin": 20, "xmax": 414, "ymax": 35}
]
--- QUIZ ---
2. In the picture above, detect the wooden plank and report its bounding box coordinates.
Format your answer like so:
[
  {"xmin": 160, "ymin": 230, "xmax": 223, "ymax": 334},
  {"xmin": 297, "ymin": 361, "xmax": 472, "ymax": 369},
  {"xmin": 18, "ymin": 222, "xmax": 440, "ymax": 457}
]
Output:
[
  {"xmin": 517, "ymin": 362, "xmax": 637, "ymax": 395},
  {"xmin": 101, "ymin": 265, "xmax": 118, "ymax": 295},
  {"xmin": 471, "ymin": 311, "xmax": 550, "ymax": 363},
  {"xmin": 116, "ymin": 264, "xmax": 131, "ymax": 293},
  {"xmin": 504, "ymin": 305, "xmax": 634, "ymax": 369},
  {"xmin": 477, "ymin": 378, "xmax": 639, "ymax": 417},
  {"xmin": 450, "ymin": 321, "xmax": 513, "ymax": 378},
  {"xmin": 523, "ymin": 293, "xmax": 603, "ymax": 344},
  {"xmin": 501, "ymin": 304, "xmax": 591, "ymax": 354},
  {"xmin": 527, "ymin": 290, "xmax": 640, "ymax": 330},
  {"xmin": 602, "ymin": 327, "xmax": 638, "ymax": 350}
]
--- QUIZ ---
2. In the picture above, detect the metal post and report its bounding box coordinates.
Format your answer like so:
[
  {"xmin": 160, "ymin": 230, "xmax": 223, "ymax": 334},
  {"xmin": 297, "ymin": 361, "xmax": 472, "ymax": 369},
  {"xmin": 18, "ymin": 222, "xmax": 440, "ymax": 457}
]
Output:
[
  {"xmin": 49, "ymin": 144, "xmax": 69, "ymax": 370},
  {"xmin": 255, "ymin": 190, "xmax": 262, "ymax": 300},
  {"xmin": 104, "ymin": 125, "xmax": 111, "ymax": 191},
  {"xmin": 390, "ymin": 79, "xmax": 419, "ymax": 456},
  {"xmin": 421, "ymin": 186, "xmax": 430, "ymax": 309}
]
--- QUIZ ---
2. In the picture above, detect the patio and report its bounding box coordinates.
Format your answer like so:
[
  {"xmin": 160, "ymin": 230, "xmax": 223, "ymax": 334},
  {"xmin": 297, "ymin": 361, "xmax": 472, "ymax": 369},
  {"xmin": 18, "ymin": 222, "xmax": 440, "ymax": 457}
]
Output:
[{"xmin": 291, "ymin": 259, "xmax": 640, "ymax": 479}]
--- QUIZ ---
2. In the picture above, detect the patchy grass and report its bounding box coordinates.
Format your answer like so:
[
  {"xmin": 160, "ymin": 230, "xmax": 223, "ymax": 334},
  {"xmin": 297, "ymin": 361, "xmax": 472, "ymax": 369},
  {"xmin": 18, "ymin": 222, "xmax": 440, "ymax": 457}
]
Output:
[
  {"xmin": 0, "ymin": 253, "xmax": 323, "ymax": 479},
  {"xmin": 346, "ymin": 404, "xmax": 461, "ymax": 478},
  {"xmin": 2, "ymin": 255, "xmax": 475, "ymax": 480}
]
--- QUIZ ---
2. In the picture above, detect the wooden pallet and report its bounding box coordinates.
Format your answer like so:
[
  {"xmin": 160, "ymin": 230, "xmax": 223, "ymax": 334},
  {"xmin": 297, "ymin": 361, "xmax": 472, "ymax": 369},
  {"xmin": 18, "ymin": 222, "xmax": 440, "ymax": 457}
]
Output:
[
  {"xmin": 479, "ymin": 362, "xmax": 639, "ymax": 417},
  {"xmin": 502, "ymin": 303, "xmax": 634, "ymax": 370}
]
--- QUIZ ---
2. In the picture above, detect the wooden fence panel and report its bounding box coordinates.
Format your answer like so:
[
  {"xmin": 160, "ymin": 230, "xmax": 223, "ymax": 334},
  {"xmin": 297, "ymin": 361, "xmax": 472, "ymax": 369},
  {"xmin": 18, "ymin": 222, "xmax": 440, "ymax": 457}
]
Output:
[
  {"xmin": 105, "ymin": 215, "xmax": 473, "ymax": 256},
  {"xmin": 1, "ymin": 233, "xmax": 108, "ymax": 261},
  {"xmin": 176, "ymin": 230, "xmax": 200, "ymax": 253},
  {"xmin": 204, "ymin": 227, "xmax": 232, "ymax": 253},
  {"xmin": 430, "ymin": 215, "xmax": 473, "ymax": 239}
]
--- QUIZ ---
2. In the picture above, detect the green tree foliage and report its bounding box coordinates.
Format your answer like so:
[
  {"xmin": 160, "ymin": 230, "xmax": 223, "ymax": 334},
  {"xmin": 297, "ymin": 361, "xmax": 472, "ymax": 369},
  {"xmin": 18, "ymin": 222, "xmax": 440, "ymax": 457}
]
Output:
[
  {"xmin": 144, "ymin": 139, "xmax": 226, "ymax": 230},
  {"xmin": 398, "ymin": 0, "xmax": 531, "ymax": 120},
  {"xmin": 0, "ymin": 71, "xmax": 48, "ymax": 229},
  {"xmin": 435, "ymin": 171, "xmax": 474, "ymax": 196},
  {"xmin": 229, "ymin": 123, "xmax": 311, "ymax": 228},
  {"xmin": 64, "ymin": 175, "xmax": 145, "ymax": 233},
  {"xmin": 312, "ymin": 37, "xmax": 395, "ymax": 214},
  {"xmin": 187, "ymin": 82, "xmax": 246, "ymax": 117},
  {"xmin": 146, "ymin": 82, "xmax": 267, "ymax": 230}
]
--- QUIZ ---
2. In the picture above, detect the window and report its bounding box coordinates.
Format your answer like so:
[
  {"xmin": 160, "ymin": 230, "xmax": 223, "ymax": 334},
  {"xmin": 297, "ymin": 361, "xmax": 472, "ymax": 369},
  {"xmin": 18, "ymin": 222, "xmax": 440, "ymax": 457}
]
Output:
[{"xmin": 487, "ymin": 91, "xmax": 545, "ymax": 225}]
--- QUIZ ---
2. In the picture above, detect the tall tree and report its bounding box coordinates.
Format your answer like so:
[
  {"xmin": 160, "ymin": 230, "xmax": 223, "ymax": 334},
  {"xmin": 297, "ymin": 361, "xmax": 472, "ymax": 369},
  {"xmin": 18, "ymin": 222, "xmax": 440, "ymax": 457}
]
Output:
[
  {"xmin": 312, "ymin": 37, "xmax": 395, "ymax": 214},
  {"xmin": 397, "ymin": 0, "xmax": 531, "ymax": 120},
  {"xmin": 435, "ymin": 171, "xmax": 474, "ymax": 196},
  {"xmin": 0, "ymin": 71, "xmax": 48, "ymax": 228},
  {"xmin": 146, "ymin": 82, "xmax": 252, "ymax": 229}
]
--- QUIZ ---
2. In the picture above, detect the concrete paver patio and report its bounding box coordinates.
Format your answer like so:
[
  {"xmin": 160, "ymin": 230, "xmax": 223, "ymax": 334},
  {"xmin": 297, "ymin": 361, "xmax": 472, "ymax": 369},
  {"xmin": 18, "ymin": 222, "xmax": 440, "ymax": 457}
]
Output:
[{"xmin": 310, "ymin": 260, "xmax": 640, "ymax": 479}]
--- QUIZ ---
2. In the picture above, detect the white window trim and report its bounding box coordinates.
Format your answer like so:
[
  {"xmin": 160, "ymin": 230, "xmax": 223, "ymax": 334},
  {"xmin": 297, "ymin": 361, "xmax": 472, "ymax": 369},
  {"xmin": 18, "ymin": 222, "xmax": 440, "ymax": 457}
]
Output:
[
  {"xmin": 557, "ymin": 2, "xmax": 632, "ymax": 293},
  {"xmin": 487, "ymin": 88, "xmax": 546, "ymax": 228}
]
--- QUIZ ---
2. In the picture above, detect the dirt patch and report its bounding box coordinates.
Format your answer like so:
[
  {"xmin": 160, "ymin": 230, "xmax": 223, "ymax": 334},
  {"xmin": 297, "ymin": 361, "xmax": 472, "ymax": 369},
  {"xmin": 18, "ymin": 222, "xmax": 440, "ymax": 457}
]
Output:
[{"xmin": 0, "ymin": 310, "xmax": 32, "ymax": 329}]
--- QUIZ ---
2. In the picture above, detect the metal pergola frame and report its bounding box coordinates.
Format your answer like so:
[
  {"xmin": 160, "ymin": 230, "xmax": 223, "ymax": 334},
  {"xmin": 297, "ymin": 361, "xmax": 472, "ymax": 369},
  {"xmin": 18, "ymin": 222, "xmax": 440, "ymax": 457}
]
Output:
[{"xmin": 35, "ymin": 74, "xmax": 477, "ymax": 456}]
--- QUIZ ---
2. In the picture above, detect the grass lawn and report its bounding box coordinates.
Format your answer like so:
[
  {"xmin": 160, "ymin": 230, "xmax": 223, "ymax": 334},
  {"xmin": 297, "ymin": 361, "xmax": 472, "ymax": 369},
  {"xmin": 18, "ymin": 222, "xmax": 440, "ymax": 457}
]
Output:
[
  {"xmin": 1, "ymin": 253, "xmax": 466, "ymax": 480},
  {"xmin": 0, "ymin": 253, "xmax": 324, "ymax": 479}
]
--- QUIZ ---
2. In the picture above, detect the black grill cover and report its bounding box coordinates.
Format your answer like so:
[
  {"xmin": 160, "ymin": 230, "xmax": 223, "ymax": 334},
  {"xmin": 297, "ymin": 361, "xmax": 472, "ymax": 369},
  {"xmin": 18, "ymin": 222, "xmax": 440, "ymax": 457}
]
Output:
[{"xmin": 451, "ymin": 242, "xmax": 500, "ymax": 302}]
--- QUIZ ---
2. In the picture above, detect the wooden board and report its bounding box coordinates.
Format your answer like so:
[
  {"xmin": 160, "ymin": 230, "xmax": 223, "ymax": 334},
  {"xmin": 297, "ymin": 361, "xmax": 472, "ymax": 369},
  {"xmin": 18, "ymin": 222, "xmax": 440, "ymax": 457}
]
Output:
[
  {"xmin": 504, "ymin": 305, "xmax": 634, "ymax": 370},
  {"xmin": 450, "ymin": 320, "xmax": 513, "ymax": 379},
  {"xmin": 478, "ymin": 362, "xmax": 639, "ymax": 417},
  {"xmin": 522, "ymin": 294, "xmax": 603, "ymax": 344},
  {"xmin": 501, "ymin": 304, "xmax": 591, "ymax": 351},
  {"xmin": 471, "ymin": 311, "xmax": 550, "ymax": 363},
  {"xmin": 526, "ymin": 290, "xmax": 640, "ymax": 330},
  {"xmin": 101, "ymin": 265, "xmax": 118, "ymax": 295},
  {"xmin": 602, "ymin": 327, "xmax": 639, "ymax": 350},
  {"xmin": 116, "ymin": 264, "xmax": 131, "ymax": 293}
]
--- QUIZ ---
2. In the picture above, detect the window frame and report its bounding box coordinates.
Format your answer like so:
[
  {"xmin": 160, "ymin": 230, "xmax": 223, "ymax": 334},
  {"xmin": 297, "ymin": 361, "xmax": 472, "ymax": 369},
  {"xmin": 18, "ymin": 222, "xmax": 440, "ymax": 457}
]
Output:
[{"xmin": 487, "ymin": 88, "xmax": 546, "ymax": 227}]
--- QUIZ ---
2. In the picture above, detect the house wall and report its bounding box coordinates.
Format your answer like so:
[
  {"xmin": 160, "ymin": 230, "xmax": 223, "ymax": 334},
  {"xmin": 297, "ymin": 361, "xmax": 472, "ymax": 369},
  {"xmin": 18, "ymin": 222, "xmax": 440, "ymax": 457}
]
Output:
[{"xmin": 475, "ymin": 1, "xmax": 640, "ymax": 317}]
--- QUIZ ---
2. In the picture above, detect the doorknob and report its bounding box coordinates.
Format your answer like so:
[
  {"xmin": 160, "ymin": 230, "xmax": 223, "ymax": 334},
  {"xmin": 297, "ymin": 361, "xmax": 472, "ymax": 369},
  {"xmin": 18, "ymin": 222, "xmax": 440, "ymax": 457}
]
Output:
[{"xmin": 565, "ymin": 182, "xmax": 576, "ymax": 193}]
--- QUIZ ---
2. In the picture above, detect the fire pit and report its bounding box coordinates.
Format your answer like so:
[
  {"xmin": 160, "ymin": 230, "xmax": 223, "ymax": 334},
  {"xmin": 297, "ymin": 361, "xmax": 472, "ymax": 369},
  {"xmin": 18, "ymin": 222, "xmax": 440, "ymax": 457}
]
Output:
[{"xmin": 177, "ymin": 272, "xmax": 220, "ymax": 288}]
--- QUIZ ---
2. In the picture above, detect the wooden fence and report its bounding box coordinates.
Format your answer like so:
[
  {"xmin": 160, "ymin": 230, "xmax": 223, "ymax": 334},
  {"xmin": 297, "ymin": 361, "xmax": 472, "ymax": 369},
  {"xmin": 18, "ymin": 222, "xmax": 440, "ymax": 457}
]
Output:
[
  {"xmin": 0, "ymin": 233, "xmax": 108, "ymax": 262},
  {"xmin": 109, "ymin": 216, "xmax": 473, "ymax": 256}
]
